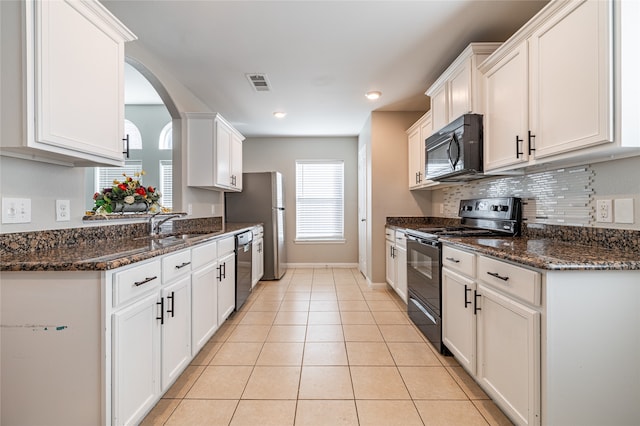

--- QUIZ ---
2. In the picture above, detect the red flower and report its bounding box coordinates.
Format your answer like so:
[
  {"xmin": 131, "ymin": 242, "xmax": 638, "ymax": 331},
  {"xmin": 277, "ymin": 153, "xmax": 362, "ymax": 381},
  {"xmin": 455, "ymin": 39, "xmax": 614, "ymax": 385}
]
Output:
[
  {"xmin": 136, "ymin": 187, "xmax": 146, "ymax": 196},
  {"xmin": 93, "ymin": 192, "xmax": 100, "ymax": 200},
  {"xmin": 118, "ymin": 183, "xmax": 128, "ymax": 191},
  {"xmin": 147, "ymin": 186, "xmax": 155, "ymax": 193}
]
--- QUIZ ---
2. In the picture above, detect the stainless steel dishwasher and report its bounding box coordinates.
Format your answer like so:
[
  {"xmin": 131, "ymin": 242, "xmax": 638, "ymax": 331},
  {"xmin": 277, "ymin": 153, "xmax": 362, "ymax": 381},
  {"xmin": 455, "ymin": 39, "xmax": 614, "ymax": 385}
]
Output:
[{"xmin": 235, "ymin": 230, "xmax": 253, "ymax": 310}]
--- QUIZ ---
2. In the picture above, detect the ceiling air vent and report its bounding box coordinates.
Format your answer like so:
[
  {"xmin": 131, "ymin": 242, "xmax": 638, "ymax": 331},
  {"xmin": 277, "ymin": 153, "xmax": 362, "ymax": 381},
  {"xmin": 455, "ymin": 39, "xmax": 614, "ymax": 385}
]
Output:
[{"xmin": 246, "ymin": 73, "xmax": 272, "ymax": 92}]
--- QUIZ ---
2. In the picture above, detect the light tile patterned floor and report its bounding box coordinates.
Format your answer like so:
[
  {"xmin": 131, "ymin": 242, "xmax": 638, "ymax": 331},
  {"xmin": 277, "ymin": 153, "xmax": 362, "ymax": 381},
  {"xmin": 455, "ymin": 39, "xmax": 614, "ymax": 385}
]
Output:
[{"xmin": 142, "ymin": 268, "xmax": 513, "ymax": 425}]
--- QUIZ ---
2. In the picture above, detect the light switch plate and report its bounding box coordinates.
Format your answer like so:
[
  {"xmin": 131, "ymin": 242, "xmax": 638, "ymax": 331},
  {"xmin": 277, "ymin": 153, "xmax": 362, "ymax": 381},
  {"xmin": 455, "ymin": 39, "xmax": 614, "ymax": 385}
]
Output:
[
  {"xmin": 2, "ymin": 197, "xmax": 31, "ymax": 223},
  {"xmin": 614, "ymin": 198, "xmax": 634, "ymax": 224}
]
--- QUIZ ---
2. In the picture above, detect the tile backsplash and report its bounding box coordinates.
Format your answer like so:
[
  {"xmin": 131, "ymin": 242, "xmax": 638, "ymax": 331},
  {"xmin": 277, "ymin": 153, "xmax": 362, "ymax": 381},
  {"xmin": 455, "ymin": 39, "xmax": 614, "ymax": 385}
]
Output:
[{"xmin": 442, "ymin": 166, "xmax": 595, "ymax": 226}]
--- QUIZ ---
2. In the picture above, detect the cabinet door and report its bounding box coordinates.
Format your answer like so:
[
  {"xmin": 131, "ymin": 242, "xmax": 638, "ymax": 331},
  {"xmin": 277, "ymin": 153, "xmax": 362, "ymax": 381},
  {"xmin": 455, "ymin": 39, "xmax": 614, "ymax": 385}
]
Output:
[
  {"xmin": 448, "ymin": 58, "xmax": 472, "ymax": 121},
  {"xmin": 214, "ymin": 121, "xmax": 232, "ymax": 188},
  {"xmin": 112, "ymin": 292, "xmax": 160, "ymax": 426},
  {"xmin": 407, "ymin": 126, "xmax": 423, "ymax": 188},
  {"xmin": 252, "ymin": 237, "xmax": 264, "ymax": 288},
  {"xmin": 395, "ymin": 245, "xmax": 407, "ymax": 303},
  {"xmin": 529, "ymin": 0, "xmax": 612, "ymax": 158},
  {"xmin": 186, "ymin": 116, "xmax": 215, "ymax": 187},
  {"xmin": 34, "ymin": 0, "xmax": 129, "ymax": 164},
  {"xmin": 229, "ymin": 133, "xmax": 243, "ymax": 191},
  {"xmin": 385, "ymin": 240, "xmax": 396, "ymax": 288},
  {"xmin": 192, "ymin": 262, "xmax": 219, "ymax": 354},
  {"xmin": 483, "ymin": 42, "xmax": 530, "ymax": 171},
  {"xmin": 257, "ymin": 238, "xmax": 264, "ymax": 282},
  {"xmin": 218, "ymin": 252, "xmax": 236, "ymax": 324},
  {"xmin": 161, "ymin": 276, "xmax": 192, "ymax": 391},
  {"xmin": 431, "ymin": 84, "xmax": 449, "ymax": 132},
  {"xmin": 442, "ymin": 268, "xmax": 476, "ymax": 374},
  {"xmin": 477, "ymin": 284, "xmax": 540, "ymax": 426}
]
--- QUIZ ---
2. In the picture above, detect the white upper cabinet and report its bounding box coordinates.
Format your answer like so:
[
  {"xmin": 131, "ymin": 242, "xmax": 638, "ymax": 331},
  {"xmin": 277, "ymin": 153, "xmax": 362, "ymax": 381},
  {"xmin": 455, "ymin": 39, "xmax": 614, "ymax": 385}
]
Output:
[
  {"xmin": 528, "ymin": 0, "xmax": 612, "ymax": 158},
  {"xmin": 481, "ymin": 0, "xmax": 639, "ymax": 173},
  {"xmin": 407, "ymin": 111, "xmax": 432, "ymax": 189},
  {"xmin": 426, "ymin": 43, "xmax": 501, "ymax": 133},
  {"xmin": 186, "ymin": 112, "xmax": 245, "ymax": 192},
  {"xmin": 483, "ymin": 42, "xmax": 530, "ymax": 170},
  {"xmin": 0, "ymin": 0, "xmax": 136, "ymax": 166}
]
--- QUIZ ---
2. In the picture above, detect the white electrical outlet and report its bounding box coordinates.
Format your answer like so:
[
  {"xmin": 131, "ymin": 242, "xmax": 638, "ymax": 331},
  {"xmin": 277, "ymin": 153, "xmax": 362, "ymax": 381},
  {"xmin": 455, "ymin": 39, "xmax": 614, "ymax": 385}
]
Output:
[
  {"xmin": 614, "ymin": 198, "xmax": 634, "ymax": 224},
  {"xmin": 596, "ymin": 199, "xmax": 613, "ymax": 223},
  {"xmin": 187, "ymin": 204, "xmax": 193, "ymax": 215},
  {"xmin": 56, "ymin": 199, "xmax": 71, "ymax": 222},
  {"xmin": 2, "ymin": 197, "xmax": 31, "ymax": 224},
  {"xmin": 211, "ymin": 204, "xmax": 216, "ymax": 215}
]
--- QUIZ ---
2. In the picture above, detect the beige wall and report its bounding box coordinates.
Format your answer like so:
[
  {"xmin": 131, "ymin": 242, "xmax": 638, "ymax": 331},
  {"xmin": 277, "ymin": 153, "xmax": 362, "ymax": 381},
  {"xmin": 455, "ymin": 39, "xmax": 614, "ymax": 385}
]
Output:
[
  {"xmin": 242, "ymin": 137, "xmax": 359, "ymax": 266},
  {"xmin": 362, "ymin": 111, "xmax": 432, "ymax": 285}
]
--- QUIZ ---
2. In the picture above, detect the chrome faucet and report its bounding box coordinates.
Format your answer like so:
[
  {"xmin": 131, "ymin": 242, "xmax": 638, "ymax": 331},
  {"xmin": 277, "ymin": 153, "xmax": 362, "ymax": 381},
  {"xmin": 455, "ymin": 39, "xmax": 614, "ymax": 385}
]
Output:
[{"xmin": 148, "ymin": 212, "xmax": 186, "ymax": 236}]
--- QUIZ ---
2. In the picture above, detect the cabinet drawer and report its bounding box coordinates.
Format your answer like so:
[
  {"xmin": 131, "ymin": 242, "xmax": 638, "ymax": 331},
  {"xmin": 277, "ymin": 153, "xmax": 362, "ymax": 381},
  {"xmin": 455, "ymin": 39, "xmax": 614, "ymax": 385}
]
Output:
[
  {"xmin": 443, "ymin": 246, "xmax": 476, "ymax": 278},
  {"xmin": 113, "ymin": 260, "xmax": 161, "ymax": 307},
  {"xmin": 218, "ymin": 236, "xmax": 235, "ymax": 256},
  {"xmin": 162, "ymin": 249, "xmax": 192, "ymax": 283},
  {"xmin": 477, "ymin": 256, "xmax": 541, "ymax": 305},
  {"xmin": 395, "ymin": 230, "xmax": 407, "ymax": 250},
  {"xmin": 192, "ymin": 241, "xmax": 217, "ymax": 270},
  {"xmin": 385, "ymin": 228, "xmax": 394, "ymax": 241}
]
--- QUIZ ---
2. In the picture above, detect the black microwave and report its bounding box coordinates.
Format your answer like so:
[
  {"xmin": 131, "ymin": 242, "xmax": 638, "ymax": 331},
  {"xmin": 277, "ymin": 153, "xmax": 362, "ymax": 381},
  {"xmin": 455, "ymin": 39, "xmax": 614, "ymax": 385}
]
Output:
[{"xmin": 425, "ymin": 113, "xmax": 483, "ymax": 182}]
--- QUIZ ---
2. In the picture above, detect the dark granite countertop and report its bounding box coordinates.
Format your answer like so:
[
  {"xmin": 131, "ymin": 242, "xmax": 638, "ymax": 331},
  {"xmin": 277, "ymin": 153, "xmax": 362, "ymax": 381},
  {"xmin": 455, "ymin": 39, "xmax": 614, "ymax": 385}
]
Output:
[
  {"xmin": 385, "ymin": 217, "xmax": 640, "ymax": 271},
  {"xmin": 440, "ymin": 237, "xmax": 640, "ymax": 271},
  {"xmin": 0, "ymin": 222, "xmax": 258, "ymax": 272}
]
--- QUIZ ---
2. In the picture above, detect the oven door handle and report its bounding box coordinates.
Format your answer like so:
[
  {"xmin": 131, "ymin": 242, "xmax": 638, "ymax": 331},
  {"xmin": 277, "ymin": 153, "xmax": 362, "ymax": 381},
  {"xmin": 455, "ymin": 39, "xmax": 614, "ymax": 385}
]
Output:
[{"xmin": 409, "ymin": 298, "xmax": 437, "ymax": 324}]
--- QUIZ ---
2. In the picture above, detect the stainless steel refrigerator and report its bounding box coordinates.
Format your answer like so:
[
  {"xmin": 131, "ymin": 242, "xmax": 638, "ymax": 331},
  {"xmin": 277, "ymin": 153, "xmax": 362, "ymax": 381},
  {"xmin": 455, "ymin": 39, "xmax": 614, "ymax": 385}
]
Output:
[{"xmin": 225, "ymin": 171, "xmax": 286, "ymax": 280}]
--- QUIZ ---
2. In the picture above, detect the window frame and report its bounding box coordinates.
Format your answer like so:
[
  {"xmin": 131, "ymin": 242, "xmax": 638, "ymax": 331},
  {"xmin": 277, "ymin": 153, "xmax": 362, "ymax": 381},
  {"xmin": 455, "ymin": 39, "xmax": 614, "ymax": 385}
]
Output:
[{"xmin": 295, "ymin": 159, "xmax": 345, "ymax": 243}]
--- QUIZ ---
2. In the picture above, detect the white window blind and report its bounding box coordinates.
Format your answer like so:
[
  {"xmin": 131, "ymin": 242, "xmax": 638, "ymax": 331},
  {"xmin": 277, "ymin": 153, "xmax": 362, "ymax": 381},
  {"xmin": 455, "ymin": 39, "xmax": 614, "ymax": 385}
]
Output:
[
  {"xmin": 159, "ymin": 160, "xmax": 173, "ymax": 209},
  {"xmin": 95, "ymin": 161, "xmax": 142, "ymax": 193},
  {"xmin": 296, "ymin": 160, "xmax": 344, "ymax": 241}
]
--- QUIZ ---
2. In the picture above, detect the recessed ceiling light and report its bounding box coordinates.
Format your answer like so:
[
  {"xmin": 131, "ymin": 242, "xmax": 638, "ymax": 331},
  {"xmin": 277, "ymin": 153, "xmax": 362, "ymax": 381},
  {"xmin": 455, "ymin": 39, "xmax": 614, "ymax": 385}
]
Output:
[
  {"xmin": 273, "ymin": 111, "xmax": 287, "ymax": 119},
  {"xmin": 365, "ymin": 91, "xmax": 382, "ymax": 100}
]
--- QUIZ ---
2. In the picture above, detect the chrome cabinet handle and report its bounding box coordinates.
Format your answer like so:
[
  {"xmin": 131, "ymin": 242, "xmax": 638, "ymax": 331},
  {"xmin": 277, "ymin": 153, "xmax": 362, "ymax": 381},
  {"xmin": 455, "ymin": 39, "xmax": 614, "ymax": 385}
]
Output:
[{"xmin": 134, "ymin": 276, "xmax": 158, "ymax": 287}]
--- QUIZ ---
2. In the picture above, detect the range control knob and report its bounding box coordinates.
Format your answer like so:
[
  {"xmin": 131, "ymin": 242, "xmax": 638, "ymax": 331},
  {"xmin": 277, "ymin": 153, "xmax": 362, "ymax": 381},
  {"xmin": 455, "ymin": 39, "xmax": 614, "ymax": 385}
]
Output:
[
  {"xmin": 490, "ymin": 205, "xmax": 499, "ymax": 211},
  {"xmin": 500, "ymin": 205, "xmax": 509, "ymax": 212}
]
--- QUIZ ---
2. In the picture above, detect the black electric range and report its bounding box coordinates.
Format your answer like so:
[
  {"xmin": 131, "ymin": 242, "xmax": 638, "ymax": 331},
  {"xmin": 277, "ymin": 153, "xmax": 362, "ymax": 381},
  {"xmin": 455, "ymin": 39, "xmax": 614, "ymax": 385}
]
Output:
[{"xmin": 405, "ymin": 197, "xmax": 522, "ymax": 355}]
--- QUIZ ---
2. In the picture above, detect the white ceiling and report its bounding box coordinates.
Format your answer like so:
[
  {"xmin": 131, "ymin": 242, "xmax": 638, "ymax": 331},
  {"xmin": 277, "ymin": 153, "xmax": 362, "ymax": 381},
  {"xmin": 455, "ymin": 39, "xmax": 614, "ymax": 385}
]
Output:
[{"xmin": 106, "ymin": 0, "xmax": 549, "ymax": 138}]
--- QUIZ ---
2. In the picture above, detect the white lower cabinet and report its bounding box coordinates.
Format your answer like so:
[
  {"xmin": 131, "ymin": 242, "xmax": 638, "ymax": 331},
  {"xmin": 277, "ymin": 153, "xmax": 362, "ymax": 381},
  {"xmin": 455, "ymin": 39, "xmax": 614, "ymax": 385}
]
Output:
[
  {"xmin": 112, "ymin": 292, "xmax": 161, "ymax": 426},
  {"xmin": 442, "ymin": 268, "xmax": 476, "ymax": 374},
  {"xmin": 384, "ymin": 228, "xmax": 408, "ymax": 304},
  {"xmin": 191, "ymin": 241, "xmax": 219, "ymax": 355},
  {"xmin": 217, "ymin": 236, "xmax": 236, "ymax": 325},
  {"xmin": 476, "ymin": 283, "xmax": 540, "ymax": 426},
  {"xmin": 442, "ymin": 244, "xmax": 541, "ymax": 426},
  {"xmin": 252, "ymin": 226, "xmax": 264, "ymax": 288},
  {"xmin": 160, "ymin": 276, "xmax": 192, "ymax": 391},
  {"xmin": 394, "ymin": 232, "xmax": 407, "ymax": 303}
]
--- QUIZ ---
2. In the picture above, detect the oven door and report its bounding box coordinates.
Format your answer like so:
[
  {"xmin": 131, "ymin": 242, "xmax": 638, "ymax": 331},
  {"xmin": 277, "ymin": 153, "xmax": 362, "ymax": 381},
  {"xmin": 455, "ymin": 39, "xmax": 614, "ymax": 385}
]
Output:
[{"xmin": 406, "ymin": 235, "xmax": 441, "ymax": 316}]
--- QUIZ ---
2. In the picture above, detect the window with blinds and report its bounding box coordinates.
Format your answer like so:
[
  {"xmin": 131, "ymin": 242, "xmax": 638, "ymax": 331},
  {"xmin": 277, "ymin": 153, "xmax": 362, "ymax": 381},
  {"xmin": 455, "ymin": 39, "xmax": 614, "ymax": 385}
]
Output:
[
  {"xmin": 95, "ymin": 161, "xmax": 142, "ymax": 193},
  {"xmin": 159, "ymin": 160, "xmax": 173, "ymax": 209},
  {"xmin": 295, "ymin": 160, "xmax": 344, "ymax": 241}
]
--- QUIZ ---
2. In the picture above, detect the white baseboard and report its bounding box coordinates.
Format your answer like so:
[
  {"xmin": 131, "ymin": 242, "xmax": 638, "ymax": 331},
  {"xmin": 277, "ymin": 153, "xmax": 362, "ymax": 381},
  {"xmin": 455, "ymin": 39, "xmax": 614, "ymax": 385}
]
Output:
[
  {"xmin": 368, "ymin": 281, "xmax": 388, "ymax": 290},
  {"xmin": 285, "ymin": 263, "xmax": 359, "ymax": 269}
]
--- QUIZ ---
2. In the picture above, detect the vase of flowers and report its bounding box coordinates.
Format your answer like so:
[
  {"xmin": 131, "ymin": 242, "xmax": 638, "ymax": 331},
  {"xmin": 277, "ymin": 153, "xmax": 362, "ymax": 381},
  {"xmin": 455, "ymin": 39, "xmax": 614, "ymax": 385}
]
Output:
[{"xmin": 93, "ymin": 170, "xmax": 162, "ymax": 214}]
